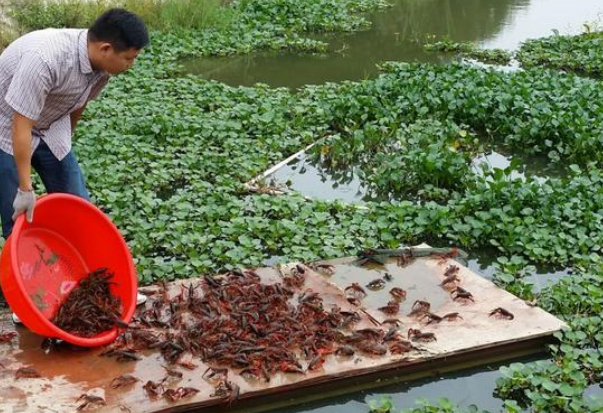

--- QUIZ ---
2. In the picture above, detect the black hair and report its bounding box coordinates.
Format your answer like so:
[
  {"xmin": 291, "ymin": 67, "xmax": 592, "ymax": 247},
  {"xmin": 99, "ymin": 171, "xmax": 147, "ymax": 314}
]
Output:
[{"xmin": 88, "ymin": 8, "xmax": 149, "ymax": 51}]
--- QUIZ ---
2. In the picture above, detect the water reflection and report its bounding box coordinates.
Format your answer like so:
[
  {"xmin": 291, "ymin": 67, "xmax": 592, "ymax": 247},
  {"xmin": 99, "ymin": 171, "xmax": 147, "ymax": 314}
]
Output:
[
  {"xmin": 473, "ymin": 150, "xmax": 566, "ymax": 182},
  {"xmin": 270, "ymin": 155, "xmax": 368, "ymax": 203},
  {"xmin": 266, "ymin": 149, "xmax": 561, "ymax": 204},
  {"xmin": 484, "ymin": 0, "xmax": 603, "ymax": 50},
  {"xmin": 465, "ymin": 248, "xmax": 570, "ymax": 293},
  {"xmin": 273, "ymin": 356, "xmax": 546, "ymax": 413},
  {"xmin": 183, "ymin": 0, "xmax": 603, "ymax": 87}
]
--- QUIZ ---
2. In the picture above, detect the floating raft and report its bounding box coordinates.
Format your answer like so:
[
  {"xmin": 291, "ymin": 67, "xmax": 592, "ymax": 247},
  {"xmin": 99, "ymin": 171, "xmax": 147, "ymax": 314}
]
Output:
[{"xmin": 0, "ymin": 250, "xmax": 566, "ymax": 413}]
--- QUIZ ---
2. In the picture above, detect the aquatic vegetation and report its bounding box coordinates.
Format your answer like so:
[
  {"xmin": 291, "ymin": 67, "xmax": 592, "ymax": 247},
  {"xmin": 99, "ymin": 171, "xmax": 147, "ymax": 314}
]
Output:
[
  {"xmin": 424, "ymin": 39, "xmax": 512, "ymax": 65},
  {"xmin": 314, "ymin": 119, "xmax": 480, "ymax": 202},
  {"xmin": 369, "ymin": 397, "xmax": 491, "ymax": 412},
  {"xmin": 79, "ymin": 47, "xmax": 603, "ymax": 412},
  {"xmin": 493, "ymin": 265, "xmax": 603, "ymax": 413},
  {"xmin": 491, "ymin": 255, "xmax": 536, "ymax": 302},
  {"xmin": 517, "ymin": 31, "xmax": 603, "ymax": 76},
  {"xmin": 71, "ymin": 52, "xmax": 603, "ymax": 290},
  {"xmin": 316, "ymin": 61, "xmax": 603, "ymax": 165}
]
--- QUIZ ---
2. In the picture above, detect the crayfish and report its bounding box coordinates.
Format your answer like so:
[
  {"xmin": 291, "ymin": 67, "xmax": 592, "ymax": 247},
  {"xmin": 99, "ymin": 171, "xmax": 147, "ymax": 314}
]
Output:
[
  {"xmin": 452, "ymin": 287, "xmax": 475, "ymax": 303},
  {"xmin": 76, "ymin": 394, "xmax": 106, "ymax": 411},
  {"xmin": 0, "ymin": 330, "xmax": 17, "ymax": 343},
  {"xmin": 442, "ymin": 312, "xmax": 462, "ymax": 322},
  {"xmin": 211, "ymin": 378, "xmax": 240, "ymax": 406},
  {"xmin": 309, "ymin": 263, "xmax": 335, "ymax": 275},
  {"xmin": 344, "ymin": 283, "xmax": 367, "ymax": 300},
  {"xmin": 143, "ymin": 380, "xmax": 164, "ymax": 399},
  {"xmin": 489, "ymin": 307, "xmax": 514, "ymax": 320},
  {"xmin": 440, "ymin": 265, "xmax": 460, "ymax": 288},
  {"xmin": 389, "ymin": 287, "xmax": 406, "ymax": 301},
  {"xmin": 378, "ymin": 301, "xmax": 400, "ymax": 315},
  {"xmin": 366, "ymin": 278, "xmax": 386, "ymax": 291},
  {"xmin": 335, "ymin": 345, "xmax": 355, "ymax": 357},
  {"xmin": 110, "ymin": 374, "xmax": 139, "ymax": 389},
  {"xmin": 15, "ymin": 367, "xmax": 41, "ymax": 379},
  {"xmin": 408, "ymin": 328, "xmax": 437, "ymax": 342},
  {"xmin": 356, "ymin": 341, "xmax": 388, "ymax": 355},
  {"xmin": 420, "ymin": 312, "xmax": 443, "ymax": 325},
  {"xmin": 408, "ymin": 300, "xmax": 431, "ymax": 317},
  {"xmin": 163, "ymin": 387, "xmax": 199, "ymax": 402},
  {"xmin": 389, "ymin": 339, "xmax": 414, "ymax": 354}
]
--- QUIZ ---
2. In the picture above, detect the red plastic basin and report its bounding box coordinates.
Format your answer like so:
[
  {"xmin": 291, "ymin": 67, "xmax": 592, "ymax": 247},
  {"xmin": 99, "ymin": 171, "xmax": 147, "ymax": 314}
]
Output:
[{"xmin": 0, "ymin": 193, "xmax": 137, "ymax": 347}]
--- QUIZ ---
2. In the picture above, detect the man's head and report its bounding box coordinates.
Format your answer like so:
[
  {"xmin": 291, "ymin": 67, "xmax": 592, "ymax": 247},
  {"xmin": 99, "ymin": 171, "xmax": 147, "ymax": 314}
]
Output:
[{"xmin": 88, "ymin": 8, "xmax": 149, "ymax": 75}]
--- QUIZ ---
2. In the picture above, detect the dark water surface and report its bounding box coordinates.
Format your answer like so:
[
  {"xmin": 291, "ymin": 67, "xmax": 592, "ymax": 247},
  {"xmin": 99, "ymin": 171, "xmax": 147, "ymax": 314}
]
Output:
[
  {"xmin": 266, "ymin": 149, "xmax": 565, "ymax": 205},
  {"xmin": 267, "ymin": 358, "xmax": 536, "ymax": 413}
]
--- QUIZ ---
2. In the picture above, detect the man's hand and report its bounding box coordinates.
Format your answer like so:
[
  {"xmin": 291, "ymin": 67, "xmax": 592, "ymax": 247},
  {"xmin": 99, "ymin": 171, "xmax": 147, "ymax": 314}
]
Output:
[{"xmin": 12, "ymin": 189, "xmax": 36, "ymax": 222}]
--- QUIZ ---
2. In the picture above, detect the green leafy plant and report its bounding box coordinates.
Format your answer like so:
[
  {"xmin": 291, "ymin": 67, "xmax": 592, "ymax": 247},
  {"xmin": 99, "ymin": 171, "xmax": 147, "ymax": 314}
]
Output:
[
  {"xmin": 492, "ymin": 255, "xmax": 536, "ymax": 301},
  {"xmin": 369, "ymin": 397, "xmax": 394, "ymax": 413},
  {"xmin": 518, "ymin": 31, "xmax": 603, "ymax": 76},
  {"xmin": 424, "ymin": 39, "xmax": 512, "ymax": 65}
]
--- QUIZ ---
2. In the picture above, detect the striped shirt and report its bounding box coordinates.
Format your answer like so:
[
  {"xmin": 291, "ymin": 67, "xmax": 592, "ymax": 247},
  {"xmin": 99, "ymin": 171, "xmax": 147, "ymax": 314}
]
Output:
[{"xmin": 0, "ymin": 29, "xmax": 109, "ymax": 160}]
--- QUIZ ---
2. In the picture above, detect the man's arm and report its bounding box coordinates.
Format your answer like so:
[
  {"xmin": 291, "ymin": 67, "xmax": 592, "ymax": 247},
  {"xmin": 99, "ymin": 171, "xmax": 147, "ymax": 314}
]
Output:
[
  {"xmin": 70, "ymin": 104, "xmax": 86, "ymax": 132},
  {"xmin": 11, "ymin": 111, "xmax": 36, "ymax": 222},
  {"xmin": 12, "ymin": 112, "xmax": 35, "ymax": 191}
]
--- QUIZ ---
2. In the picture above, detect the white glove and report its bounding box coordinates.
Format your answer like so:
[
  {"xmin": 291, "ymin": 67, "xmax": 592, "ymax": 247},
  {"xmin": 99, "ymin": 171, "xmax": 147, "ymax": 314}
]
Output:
[{"xmin": 12, "ymin": 189, "xmax": 36, "ymax": 223}]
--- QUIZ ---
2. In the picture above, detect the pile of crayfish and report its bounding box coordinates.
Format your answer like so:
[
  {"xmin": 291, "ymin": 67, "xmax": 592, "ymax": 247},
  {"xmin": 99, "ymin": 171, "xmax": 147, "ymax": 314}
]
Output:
[
  {"xmin": 52, "ymin": 268, "xmax": 124, "ymax": 337},
  {"xmin": 106, "ymin": 265, "xmax": 414, "ymax": 401}
]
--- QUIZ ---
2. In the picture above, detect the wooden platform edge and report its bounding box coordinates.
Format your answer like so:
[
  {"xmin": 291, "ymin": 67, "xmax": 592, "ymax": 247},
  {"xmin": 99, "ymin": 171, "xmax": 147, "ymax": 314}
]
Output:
[{"xmin": 154, "ymin": 333, "xmax": 557, "ymax": 413}]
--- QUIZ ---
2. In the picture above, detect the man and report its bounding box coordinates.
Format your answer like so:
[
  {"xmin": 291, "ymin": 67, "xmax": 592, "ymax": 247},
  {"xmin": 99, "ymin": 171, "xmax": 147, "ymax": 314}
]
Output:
[{"xmin": 0, "ymin": 9, "xmax": 150, "ymax": 322}]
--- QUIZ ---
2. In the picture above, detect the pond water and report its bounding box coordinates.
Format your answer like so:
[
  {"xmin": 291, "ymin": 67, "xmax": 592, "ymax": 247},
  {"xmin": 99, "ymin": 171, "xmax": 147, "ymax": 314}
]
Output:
[
  {"xmin": 183, "ymin": 0, "xmax": 603, "ymax": 88},
  {"xmin": 188, "ymin": 0, "xmax": 603, "ymax": 410},
  {"xmin": 263, "ymin": 148, "xmax": 565, "ymax": 205},
  {"xmin": 268, "ymin": 357, "xmax": 543, "ymax": 413},
  {"xmin": 465, "ymin": 248, "xmax": 571, "ymax": 293}
]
